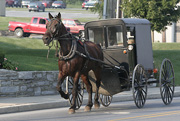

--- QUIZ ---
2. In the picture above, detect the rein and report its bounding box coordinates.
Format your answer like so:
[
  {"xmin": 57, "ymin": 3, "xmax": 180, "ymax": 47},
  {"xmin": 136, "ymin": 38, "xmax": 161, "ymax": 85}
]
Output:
[
  {"xmin": 46, "ymin": 33, "xmax": 79, "ymax": 60},
  {"xmin": 46, "ymin": 17, "xmax": 84, "ymax": 60}
]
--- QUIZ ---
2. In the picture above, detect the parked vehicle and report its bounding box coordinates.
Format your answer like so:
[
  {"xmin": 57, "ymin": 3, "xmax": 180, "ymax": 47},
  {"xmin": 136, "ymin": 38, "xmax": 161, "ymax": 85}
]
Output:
[
  {"xmin": 14, "ymin": 0, "xmax": 22, "ymax": 7},
  {"xmin": 8, "ymin": 17, "xmax": 49, "ymax": 37},
  {"xmin": 42, "ymin": 0, "xmax": 53, "ymax": 8},
  {"xmin": 52, "ymin": 1, "xmax": 66, "ymax": 9},
  {"xmin": 62, "ymin": 19, "xmax": 84, "ymax": 36},
  {"xmin": 82, "ymin": 0, "xmax": 89, "ymax": 9},
  {"xmin": 28, "ymin": 1, "xmax": 45, "ymax": 12},
  {"xmin": 84, "ymin": 0, "xmax": 99, "ymax": 10},
  {"xmin": 6, "ymin": 0, "xmax": 14, "ymax": 7},
  {"xmin": 21, "ymin": 0, "xmax": 34, "ymax": 8}
]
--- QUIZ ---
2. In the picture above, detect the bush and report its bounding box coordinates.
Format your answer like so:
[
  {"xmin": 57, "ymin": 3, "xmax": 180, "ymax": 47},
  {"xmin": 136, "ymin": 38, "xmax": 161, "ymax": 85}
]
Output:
[
  {"xmin": 0, "ymin": 52, "xmax": 5, "ymax": 69},
  {"xmin": 0, "ymin": 51, "xmax": 18, "ymax": 70},
  {"xmin": 2, "ymin": 58, "xmax": 18, "ymax": 71}
]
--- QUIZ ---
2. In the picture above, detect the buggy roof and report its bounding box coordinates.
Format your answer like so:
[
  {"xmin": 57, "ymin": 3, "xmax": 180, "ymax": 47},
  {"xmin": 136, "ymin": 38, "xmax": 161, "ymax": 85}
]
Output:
[{"xmin": 85, "ymin": 18, "xmax": 151, "ymax": 28}]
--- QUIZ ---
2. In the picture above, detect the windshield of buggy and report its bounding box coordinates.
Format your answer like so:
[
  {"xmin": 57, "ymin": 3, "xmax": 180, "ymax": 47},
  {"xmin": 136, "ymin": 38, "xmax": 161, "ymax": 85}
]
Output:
[{"xmin": 87, "ymin": 25, "xmax": 124, "ymax": 47}]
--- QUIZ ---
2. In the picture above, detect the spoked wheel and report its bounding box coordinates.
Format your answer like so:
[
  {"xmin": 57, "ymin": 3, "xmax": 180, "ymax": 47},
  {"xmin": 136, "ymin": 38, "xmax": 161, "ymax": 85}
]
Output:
[
  {"xmin": 159, "ymin": 58, "xmax": 175, "ymax": 105},
  {"xmin": 99, "ymin": 94, "xmax": 113, "ymax": 107},
  {"xmin": 132, "ymin": 64, "xmax": 148, "ymax": 108},
  {"xmin": 66, "ymin": 76, "xmax": 84, "ymax": 110}
]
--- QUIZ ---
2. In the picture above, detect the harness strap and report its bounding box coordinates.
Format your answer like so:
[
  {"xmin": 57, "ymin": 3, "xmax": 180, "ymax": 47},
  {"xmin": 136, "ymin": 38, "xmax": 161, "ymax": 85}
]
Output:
[{"xmin": 59, "ymin": 39, "xmax": 77, "ymax": 60}]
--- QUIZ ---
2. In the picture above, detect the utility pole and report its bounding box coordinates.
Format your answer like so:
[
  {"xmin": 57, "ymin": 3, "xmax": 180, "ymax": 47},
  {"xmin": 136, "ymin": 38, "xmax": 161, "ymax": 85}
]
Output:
[
  {"xmin": 116, "ymin": 0, "xmax": 120, "ymax": 18},
  {"xmin": 103, "ymin": 0, "xmax": 107, "ymax": 19},
  {"xmin": 0, "ymin": 0, "xmax": 6, "ymax": 17}
]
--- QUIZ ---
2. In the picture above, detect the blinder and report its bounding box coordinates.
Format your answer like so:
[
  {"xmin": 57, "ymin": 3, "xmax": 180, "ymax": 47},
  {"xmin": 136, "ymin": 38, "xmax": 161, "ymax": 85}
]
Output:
[{"xmin": 47, "ymin": 18, "xmax": 62, "ymax": 39}]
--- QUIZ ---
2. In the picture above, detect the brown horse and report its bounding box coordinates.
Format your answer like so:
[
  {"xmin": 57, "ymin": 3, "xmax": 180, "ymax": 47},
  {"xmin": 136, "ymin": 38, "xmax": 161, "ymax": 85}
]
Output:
[{"xmin": 42, "ymin": 12, "xmax": 103, "ymax": 114}]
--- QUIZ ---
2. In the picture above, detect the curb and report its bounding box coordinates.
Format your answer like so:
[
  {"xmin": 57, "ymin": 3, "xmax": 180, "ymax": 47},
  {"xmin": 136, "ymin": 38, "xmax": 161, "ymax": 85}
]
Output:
[{"xmin": 0, "ymin": 91, "xmax": 179, "ymax": 114}]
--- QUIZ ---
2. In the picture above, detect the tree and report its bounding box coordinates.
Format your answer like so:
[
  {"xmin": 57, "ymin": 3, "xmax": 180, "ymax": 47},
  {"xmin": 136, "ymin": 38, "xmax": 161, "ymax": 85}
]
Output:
[
  {"xmin": 122, "ymin": 0, "xmax": 180, "ymax": 32},
  {"xmin": 90, "ymin": 0, "xmax": 104, "ymax": 19}
]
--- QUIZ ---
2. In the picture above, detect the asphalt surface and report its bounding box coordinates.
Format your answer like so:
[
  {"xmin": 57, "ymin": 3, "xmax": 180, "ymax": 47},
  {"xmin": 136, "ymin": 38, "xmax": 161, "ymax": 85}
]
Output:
[{"xmin": 0, "ymin": 86, "xmax": 180, "ymax": 114}]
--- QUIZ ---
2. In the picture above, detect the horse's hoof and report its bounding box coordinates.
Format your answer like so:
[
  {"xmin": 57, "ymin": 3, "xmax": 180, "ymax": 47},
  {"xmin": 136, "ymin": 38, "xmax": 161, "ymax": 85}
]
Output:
[
  {"xmin": 94, "ymin": 103, "xmax": 100, "ymax": 109},
  {"xmin": 64, "ymin": 94, "xmax": 69, "ymax": 100},
  {"xmin": 84, "ymin": 106, "xmax": 91, "ymax": 112},
  {"xmin": 68, "ymin": 109, "xmax": 75, "ymax": 114}
]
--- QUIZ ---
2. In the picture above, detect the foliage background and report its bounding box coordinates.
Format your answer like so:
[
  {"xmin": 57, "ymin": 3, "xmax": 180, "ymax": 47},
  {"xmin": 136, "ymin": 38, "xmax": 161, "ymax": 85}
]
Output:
[{"xmin": 122, "ymin": 0, "xmax": 180, "ymax": 32}]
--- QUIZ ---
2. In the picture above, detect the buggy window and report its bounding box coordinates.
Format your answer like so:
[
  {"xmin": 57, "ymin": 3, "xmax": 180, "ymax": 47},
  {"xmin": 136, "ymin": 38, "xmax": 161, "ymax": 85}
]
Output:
[
  {"xmin": 107, "ymin": 26, "xmax": 123, "ymax": 46},
  {"xmin": 88, "ymin": 27, "xmax": 104, "ymax": 47},
  {"xmin": 126, "ymin": 26, "xmax": 135, "ymax": 44}
]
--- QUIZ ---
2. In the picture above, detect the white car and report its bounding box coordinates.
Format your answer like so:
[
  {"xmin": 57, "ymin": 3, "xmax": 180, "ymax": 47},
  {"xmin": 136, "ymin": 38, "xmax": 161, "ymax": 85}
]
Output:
[
  {"xmin": 84, "ymin": 0, "xmax": 99, "ymax": 10},
  {"xmin": 21, "ymin": 0, "xmax": 35, "ymax": 8}
]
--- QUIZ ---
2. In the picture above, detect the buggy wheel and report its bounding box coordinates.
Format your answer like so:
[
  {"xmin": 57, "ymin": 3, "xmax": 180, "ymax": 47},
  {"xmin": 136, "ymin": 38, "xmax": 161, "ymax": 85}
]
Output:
[
  {"xmin": 132, "ymin": 64, "xmax": 147, "ymax": 108},
  {"xmin": 159, "ymin": 58, "xmax": 175, "ymax": 105},
  {"xmin": 66, "ymin": 76, "xmax": 84, "ymax": 110},
  {"xmin": 99, "ymin": 94, "xmax": 112, "ymax": 107}
]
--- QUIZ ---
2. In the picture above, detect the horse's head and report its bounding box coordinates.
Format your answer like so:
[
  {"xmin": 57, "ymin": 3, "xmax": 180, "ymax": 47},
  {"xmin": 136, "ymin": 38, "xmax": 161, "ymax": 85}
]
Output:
[{"xmin": 42, "ymin": 12, "xmax": 66, "ymax": 46}]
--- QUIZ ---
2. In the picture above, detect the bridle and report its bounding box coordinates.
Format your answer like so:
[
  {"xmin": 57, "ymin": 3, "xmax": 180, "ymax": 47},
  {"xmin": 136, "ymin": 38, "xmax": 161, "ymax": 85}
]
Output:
[
  {"xmin": 47, "ymin": 18, "xmax": 62, "ymax": 41},
  {"xmin": 46, "ymin": 17, "xmax": 78, "ymax": 60}
]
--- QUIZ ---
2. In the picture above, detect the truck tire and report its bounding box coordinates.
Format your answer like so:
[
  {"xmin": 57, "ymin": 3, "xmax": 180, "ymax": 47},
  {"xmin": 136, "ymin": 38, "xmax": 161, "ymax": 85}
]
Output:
[{"xmin": 14, "ymin": 28, "xmax": 24, "ymax": 38}]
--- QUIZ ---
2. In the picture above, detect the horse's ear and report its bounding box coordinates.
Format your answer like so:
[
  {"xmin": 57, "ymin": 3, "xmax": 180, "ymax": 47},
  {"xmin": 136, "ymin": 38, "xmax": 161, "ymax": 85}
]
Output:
[
  {"xmin": 57, "ymin": 12, "xmax": 61, "ymax": 19},
  {"xmin": 48, "ymin": 13, "xmax": 53, "ymax": 19}
]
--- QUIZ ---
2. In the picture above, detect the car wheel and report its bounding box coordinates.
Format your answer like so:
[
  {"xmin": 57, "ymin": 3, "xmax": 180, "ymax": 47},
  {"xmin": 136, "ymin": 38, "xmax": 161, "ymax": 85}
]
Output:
[
  {"xmin": 29, "ymin": 10, "xmax": 31, "ymax": 12},
  {"xmin": 14, "ymin": 28, "xmax": 24, "ymax": 38}
]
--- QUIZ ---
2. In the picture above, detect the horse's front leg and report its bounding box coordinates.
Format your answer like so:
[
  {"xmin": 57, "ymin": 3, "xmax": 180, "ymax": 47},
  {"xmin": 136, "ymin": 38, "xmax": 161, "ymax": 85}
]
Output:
[
  {"xmin": 94, "ymin": 69, "xmax": 101, "ymax": 109},
  {"xmin": 56, "ymin": 72, "xmax": 69, "ymax": 99},
  {"xmin": 68, "ymin": 71, "xmax": 80, "ymax": 114}
]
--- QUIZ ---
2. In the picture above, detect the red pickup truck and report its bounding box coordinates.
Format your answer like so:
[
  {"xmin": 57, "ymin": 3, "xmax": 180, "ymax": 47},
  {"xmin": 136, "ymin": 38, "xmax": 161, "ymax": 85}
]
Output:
[
  {"xmin": 8, "ymin": 17, "xmax": 49, "ymax": 37},
  {"xmin": 8, "ymin": 17, "xmax": 84, "ymax": 38}
]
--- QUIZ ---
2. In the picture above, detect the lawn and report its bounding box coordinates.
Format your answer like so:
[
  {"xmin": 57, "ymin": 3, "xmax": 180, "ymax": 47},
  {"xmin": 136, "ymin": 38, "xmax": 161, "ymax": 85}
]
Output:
[
  {"xmin": 0, "ymin": 17, "xmax": 31, "ymax": 30},
  {"xmin": 0, "ymin": 36, "xmax": 180, "ymax": 84},
  {"xmin": 0, "ymin": 36, "xmax": 58, "ymax": 71}
]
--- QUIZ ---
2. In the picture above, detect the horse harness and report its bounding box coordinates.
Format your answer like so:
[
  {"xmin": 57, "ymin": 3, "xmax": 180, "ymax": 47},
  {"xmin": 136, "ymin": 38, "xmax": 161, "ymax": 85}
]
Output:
[{"xmin": 47, "ymin": 17, "xmax": 92, "ymax": 71}]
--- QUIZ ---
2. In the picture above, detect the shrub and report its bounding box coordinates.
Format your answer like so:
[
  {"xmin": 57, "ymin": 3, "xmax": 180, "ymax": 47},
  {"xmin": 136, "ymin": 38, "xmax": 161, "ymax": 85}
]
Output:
[
  {"xmin": 2, "ymin": 58, "xmax": 18, "ymax": 71},
  {"xmin": 0, "ymin": 51, "xmax": 5, "ymax": 69},
  {"xmin": 0, "ymin": 51, "xmax": 18, "ymax": 70}
]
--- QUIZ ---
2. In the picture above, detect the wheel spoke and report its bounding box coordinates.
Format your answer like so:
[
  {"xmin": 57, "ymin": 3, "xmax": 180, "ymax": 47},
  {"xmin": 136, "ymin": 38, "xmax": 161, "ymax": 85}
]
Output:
[
  {"xmin": 132, "ymin": 64, "xmax": 147, "ymax": 108},
  {"xmin": 66, "ymin": 77, "xmax": 84, "ymax": 109}
]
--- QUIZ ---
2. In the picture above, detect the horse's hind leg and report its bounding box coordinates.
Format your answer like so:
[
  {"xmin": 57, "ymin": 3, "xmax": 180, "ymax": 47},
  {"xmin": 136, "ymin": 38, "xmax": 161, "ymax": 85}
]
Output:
[
  {"xmin": 93, "ymin": 69, "xmax": 101, "ymax": 109},
  {"xmin": 81, "ymin": 73, "xmax": 93, "ymax": 112},
  {"xmin": 57, "ymin": 72, "xmax": 69, "ymax": 99}
]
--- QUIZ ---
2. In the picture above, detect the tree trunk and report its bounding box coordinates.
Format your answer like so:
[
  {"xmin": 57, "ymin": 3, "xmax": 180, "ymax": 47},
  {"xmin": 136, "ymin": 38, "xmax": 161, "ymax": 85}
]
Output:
[
  {"xmin": 151, "ymin": 31, "xmax": 154, "ymax": 42},
  {"xmin": 162, "ymin": 30, "xmax": 166, "ymax": 43}
]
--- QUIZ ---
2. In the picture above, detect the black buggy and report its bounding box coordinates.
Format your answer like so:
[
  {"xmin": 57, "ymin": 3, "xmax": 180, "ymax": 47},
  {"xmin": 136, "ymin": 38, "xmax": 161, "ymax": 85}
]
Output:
[{"xmin": 65, "ymin": 18, "xmax": 175, "ymax": 109}]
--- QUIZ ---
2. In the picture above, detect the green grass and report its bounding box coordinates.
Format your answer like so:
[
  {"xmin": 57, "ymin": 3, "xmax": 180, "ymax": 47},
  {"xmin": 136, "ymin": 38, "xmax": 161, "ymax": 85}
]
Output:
[
  {"xmin": 0, "ymin": 36, "xmax": 58, "ymax": 71},
  {"xmin": 152, "ymin": 43, "xmax": 180, "ymax": 86},
  {"xmin": 0, "ymin": 17, "xmax": 31, "ymax": 30},
  {"xmin": 0, "ymin": 38, "xmax": 180, "ymax": 84}
]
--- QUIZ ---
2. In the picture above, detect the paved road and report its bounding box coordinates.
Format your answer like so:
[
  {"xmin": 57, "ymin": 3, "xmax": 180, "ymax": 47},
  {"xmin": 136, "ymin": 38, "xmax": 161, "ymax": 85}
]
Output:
[
  {"xmin": 0, "ymin": 97, "xmax": 179, "ymax": 121},
  {"xmin": 6, "ymin": 9, "xmax": 99, "ymax": 18}
]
